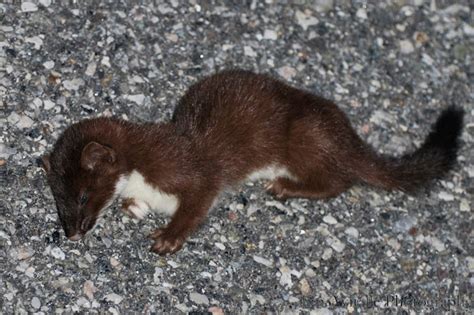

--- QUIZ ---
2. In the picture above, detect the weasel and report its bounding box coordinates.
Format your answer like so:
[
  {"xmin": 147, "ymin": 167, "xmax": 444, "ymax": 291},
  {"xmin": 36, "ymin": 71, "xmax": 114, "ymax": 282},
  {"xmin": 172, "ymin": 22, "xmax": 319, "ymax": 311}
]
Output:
[{"xmin": 42, "ymin": 69, "xmax": 464, "ymax": 255}]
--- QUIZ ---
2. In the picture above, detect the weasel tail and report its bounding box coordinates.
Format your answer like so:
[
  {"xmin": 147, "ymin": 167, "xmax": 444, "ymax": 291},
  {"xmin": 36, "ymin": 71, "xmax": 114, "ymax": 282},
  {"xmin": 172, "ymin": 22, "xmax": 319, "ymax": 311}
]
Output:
[{"xmin": 356, "ymin": 106, "xmax": 464, "ymax": 191}]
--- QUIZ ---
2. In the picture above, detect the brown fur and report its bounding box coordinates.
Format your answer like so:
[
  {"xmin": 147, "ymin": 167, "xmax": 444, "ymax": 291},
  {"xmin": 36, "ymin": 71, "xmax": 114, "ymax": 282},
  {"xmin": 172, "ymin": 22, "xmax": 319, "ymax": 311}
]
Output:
[{"xmin": 43, "ymin": 69, "xmax": 464, "ymax": 255}]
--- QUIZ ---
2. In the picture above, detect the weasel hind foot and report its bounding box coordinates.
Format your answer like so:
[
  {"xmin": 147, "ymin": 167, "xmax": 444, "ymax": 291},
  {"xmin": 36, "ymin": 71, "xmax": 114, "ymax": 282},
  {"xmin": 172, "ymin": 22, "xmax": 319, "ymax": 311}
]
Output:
[
  {"xmin": 149, "ymin": 228, "xmax": 185, "ymax": 255},
  {"xmin": 121, "ymin": 198, "xmax": 150, "ymax": 219}
]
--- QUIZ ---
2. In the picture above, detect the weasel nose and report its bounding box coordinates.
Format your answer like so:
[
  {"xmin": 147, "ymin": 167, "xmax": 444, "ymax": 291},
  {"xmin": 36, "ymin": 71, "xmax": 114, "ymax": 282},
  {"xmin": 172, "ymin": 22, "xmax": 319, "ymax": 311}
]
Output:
[{"xmin": 68, "ymin": 234, "xmax": 82, "ymax": 241}]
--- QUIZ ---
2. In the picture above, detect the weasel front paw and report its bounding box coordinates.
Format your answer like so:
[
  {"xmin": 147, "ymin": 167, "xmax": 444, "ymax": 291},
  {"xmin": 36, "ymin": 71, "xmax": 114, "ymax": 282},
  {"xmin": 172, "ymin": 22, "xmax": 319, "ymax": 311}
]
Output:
[
  {"xmin": 121, "ymin": 198, "xmax": 150, "ymax": 219},
  {"xmin": 149, "ymin": 228, "xmax": 185, "ymax": 255}
]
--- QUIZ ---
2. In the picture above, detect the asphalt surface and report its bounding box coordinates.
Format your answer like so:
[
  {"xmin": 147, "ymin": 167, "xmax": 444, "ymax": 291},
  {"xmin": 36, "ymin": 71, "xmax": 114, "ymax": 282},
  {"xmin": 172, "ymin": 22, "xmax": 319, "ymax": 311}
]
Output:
[{"xmin": 1, "ymin": 1, "xmax": 473, "ymax": 314}]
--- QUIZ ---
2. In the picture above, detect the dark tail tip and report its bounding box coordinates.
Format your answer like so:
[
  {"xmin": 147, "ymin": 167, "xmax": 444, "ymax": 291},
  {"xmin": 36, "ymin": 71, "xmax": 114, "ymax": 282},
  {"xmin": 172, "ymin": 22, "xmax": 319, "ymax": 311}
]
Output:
[{"xmin": 423, "ymin": 106, "xmax": 464, "ymax": 160}]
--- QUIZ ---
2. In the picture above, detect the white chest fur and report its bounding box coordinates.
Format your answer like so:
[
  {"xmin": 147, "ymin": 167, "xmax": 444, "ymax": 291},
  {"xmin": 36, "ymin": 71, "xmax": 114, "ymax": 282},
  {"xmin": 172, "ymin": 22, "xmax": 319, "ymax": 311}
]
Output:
[
  {"xmin": 116, "ymin": 171, "xmax": 179, "ymax": 217},
  {"xmin": 247, "ymin": 164, "xmax": 296, "ymax": 182}
]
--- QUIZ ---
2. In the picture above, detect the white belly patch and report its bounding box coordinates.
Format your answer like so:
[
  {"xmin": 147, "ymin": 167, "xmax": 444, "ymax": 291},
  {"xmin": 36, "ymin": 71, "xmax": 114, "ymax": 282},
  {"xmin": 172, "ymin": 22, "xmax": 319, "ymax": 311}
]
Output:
[
  {"xmin": 117, "ymin": 171, "xmax": 179, "ymax": 217},
  {"xmin": 247, "ymin": 164, "xmax": 296, "ymax": 182}
]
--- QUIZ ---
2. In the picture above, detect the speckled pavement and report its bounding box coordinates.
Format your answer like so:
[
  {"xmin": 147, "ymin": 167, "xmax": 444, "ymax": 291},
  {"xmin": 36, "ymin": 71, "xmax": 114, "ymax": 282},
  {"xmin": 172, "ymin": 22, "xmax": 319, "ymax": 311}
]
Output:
[{"xmin": 1, "ymin": 1, "xmax": 473, "ymax": 314}]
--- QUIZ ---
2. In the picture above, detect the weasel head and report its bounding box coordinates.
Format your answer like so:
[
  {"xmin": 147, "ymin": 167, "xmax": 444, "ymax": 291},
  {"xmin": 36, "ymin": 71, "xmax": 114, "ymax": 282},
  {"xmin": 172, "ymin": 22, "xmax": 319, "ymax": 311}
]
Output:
[{"xmin": 42, "ymin": 123, "xmax": 126, "ymax": 241}]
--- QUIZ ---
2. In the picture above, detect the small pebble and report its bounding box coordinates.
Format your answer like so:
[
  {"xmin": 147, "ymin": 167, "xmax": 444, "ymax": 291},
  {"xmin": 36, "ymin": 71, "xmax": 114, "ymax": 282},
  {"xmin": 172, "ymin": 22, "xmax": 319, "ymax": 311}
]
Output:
[
  {"xmin": 399, "ymin": 39, "xmax": 414, "ymax": 54},
  {"xmin": 295, "ymin": 10, "xmax": 318, "ymax": 31},
  {"xmin": 189, "ymin": 292, "xmax": 209, "ymax": 305},
  {"xmin": 124, "ymin": 94, "xmax": 145, "ymax": 105},
  {"xmin": 63, "ymin": 78, "xmax": 84, "ymax": 91},
  {"xmin": 328, "ymin": 237, "xmax": 345, "ymax": 253},
  {"xmin": 299, "ymin": 278, "xmax": 311, "ymax": 296},
  {"xmin": 21, "ymin": 2, "xmax": 38, "ymax": 12},
  {"xmin": 344, "ymin": 227, "xmax": 359, "ymax": 239},
  {"xmin": 215, "ymin": 242, "xmax": 226, "ymax": 250},
  {"xmin": 459, "ymin": 199, "xmax": 470, "ymax": 212},
  {"xmin": 50, "ymin": 247, "xmax": 65, "ymax": 260},
  {"xmin": 105, "ymin": 293, "xmax": 123, "ymax": 304},
  {"xmin": 322, "ymin": 248, "xmax": 333, "ymax": 260},
  {"xmin": 253, "ymin": 255, "xmax": 273, "ymax": 267},
  {"xmin": 263, "ymin": 30, "xmax": 278, "ymax": 40},
  {"xmin": 356, "ymin": 8, "xmax": 367, "ymax": 20},
  {"xmin": 83, "ymin": 280, "xmax": 97, "ymax": 300},
  {"xmin": 31, "ymin": 297, "xmax": 41, "ymax": 309},
  {"xmin": 438, "ymin": 191, "xmax": 454, "ymax": 201},
  {"xmin": 43, "ymin": 60, "xmax": 54, "ymax": 69},
  {"xmin": 322, "ymin": 214, "xmax": 337, "ymax": 225},
  {"xmin": 277, "ymin": 66, "xmax": 297, "ymax": 80},
  {"xmin": 426, "ymin": 236, "xmax": 445, "ymax": 252}
]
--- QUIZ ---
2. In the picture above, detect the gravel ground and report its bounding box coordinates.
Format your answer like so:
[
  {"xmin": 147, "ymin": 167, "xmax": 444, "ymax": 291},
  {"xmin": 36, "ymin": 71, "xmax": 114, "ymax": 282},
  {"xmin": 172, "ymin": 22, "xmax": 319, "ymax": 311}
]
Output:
[{"xmin": 1, "ymin": 1, "xmax": 473, "ymax": 314}]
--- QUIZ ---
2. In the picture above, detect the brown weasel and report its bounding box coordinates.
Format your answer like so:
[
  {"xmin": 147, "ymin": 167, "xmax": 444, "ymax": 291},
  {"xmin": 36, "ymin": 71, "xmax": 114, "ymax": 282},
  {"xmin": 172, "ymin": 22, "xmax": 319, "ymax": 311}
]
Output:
[{"xmin": 41, "ymin": 70, "xmax": 464, "ymax": 255}]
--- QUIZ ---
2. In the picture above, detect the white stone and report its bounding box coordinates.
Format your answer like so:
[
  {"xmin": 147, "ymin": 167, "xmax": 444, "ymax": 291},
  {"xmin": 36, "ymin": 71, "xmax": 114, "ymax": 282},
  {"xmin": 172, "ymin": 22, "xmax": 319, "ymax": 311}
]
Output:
[
  {"xmin": 18, "ymin": 114, "xmax": 34, "ymax": 129},
  {"xmin": 21, "ymin": 2, "xmax": 38, "ymax": 12},
  {"xmin": 101, "ymin": 56, "xmax": 111, "ymax": 67},
  {"xmin": 279, "ymin": 266, "xmax": 292, "ymax": 287},
  {"xmin": 310, "ymin": 308, "xmax": 333, "ymax": 315},
  {"xmin": 466, "ymin": 257, "xmax": 474, "ymax": 272},
  {"xmin": 0, "ymin": 144, "xmax": 16, "ymax": 159},
  {"xmin": 463, "ymin": 24, "xmax": 474, "ymax": 36},
  {"xmin": 43, "ymin": 60, "xmax": 54, "ymax": 69},
  {"xmin": 7, "ymin": 112, "xmax": 20, "ymax": 124},
  {"xmin": 263, "ymin": 29, "xmax": 278, "ymax": 40},
  {"xmin": 25, "ymin": 36, "xmax": 43, "ymax": 49},
  {"xmin": 51, "ymin": 247, "xmax": 65, "ymax": 260},
  {"xmin": 313, "ymin": 0, "xmax": 334, "ymax": 12},
  {"xmin": 43, "ymin": 99, "xmax": 55, "ymax": 110},
  {"xmin": 124, "ymin": 94, "xmax": 145, "ymax": 105},
  {"xmin": 387, "ymin": 238, "xmax": 401, "ymax": 251},
  {"xmin": 244, "ymin": 46, "xmax": 256, "ymax": 57},
  {"xmin": 105, "ymin": 293, "xmax": 123, "ymax": 304},
  {"xmin": 345, "ymin": 227, "xmax": 359, "ymax": 238},
  {"xmin": 253, "ymin": 255, "xmax": 273, "ymax": 267},
  {"xmin": 63, "ymin": 78, "xmax": 84, "ymax": 91},
  {"xmin": 438, "ymin": 191, "xmax": 454, "ymax": 201},
  {"xmin": 189, "ymin": 292, "xmax": 209, "ymax": 305},
  {"xmin": 399, "ymin": 39, "xmax": 414, "ymax": 54},
  {"xmin": 31, "ymin": 297, "xmax": 41, "ymax": 309},
  {"xmin": 32, "ymin": 98, "xmax": 42, "ymax": 108},
  {"xmin": 322, "ymin": 214, "xmax": 337, "ymax": 225},
  {"xmin": 322, "ymin": 247, "xmax": 332, "ymax": 260},
  {"xmin": 426, "ymin": 236, "xmax": 445, "ymax": 252},
  {"xmin": 264, "ymin": 201, "xmax": 288, "ymax": 213},
  {"xmin": 167, "ymin": 260, "xmax": 179, "ymax": 268},
  {"xmin": 295, "ymin": 11, "xmax": 318, "ymax": 31},
  {"xmin": 327, "ymin": 236, "xmax": 345, "ymax": 253},
  {"xmin": 460, "ymin": 199, "xmax": 470, "ymax": 212},
  {"xmin": 441, "ymin": 5, "xmax": 469, "ymax": 15},
  {"xmin": 215, "ymin": 242, "xmax": 225, "ymax": 250},
  {"xmin": 369, "ymin": 110, "xmax": 395, "ymax": 125},
  {"xmin": 76, "ymin": 297, "xmax": 91, "ymax": 308},
  {"xmin": 85, "ymin": 62, "xmax": 97, "ymax": 76},
  {"xmin": 39, "ymin": 0, "xmax": 52, "ymax": 6},
  {"xmin": 277, "ymin": 66, "xmax": 296, "ymax": 80},
  {"xmin": 356, "ymin": 8, "xmax": 367, "ymax": 20}
]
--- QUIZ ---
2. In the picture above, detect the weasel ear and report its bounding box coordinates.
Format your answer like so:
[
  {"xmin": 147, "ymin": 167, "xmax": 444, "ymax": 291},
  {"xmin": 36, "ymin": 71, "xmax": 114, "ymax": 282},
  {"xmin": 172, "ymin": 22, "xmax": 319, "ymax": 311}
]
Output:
[
  {"xmin": 41, "ymin": 155, "xmax": 51, "ymax": 173},
  {"xmin": 80, "ymin": 142, "xmax": 116, "ymax": 171}
]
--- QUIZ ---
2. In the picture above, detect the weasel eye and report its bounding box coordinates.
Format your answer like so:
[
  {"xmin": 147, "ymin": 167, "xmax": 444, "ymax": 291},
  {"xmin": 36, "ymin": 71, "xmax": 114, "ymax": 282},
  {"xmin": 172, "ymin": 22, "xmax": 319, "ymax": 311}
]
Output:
[{"xmin": 79, "ymin": 192, "xmax": 89, "ymax": 206}]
